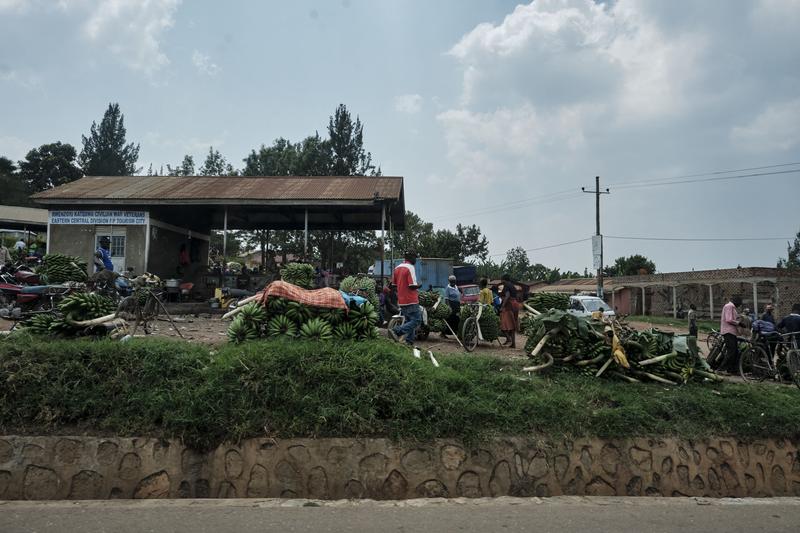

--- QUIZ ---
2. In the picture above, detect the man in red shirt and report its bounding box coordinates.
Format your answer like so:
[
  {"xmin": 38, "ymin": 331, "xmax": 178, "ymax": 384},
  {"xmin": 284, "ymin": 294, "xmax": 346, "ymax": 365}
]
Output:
[{"xmin": 389, "ymin": 250, "xmax": 421, "ymax": 345}]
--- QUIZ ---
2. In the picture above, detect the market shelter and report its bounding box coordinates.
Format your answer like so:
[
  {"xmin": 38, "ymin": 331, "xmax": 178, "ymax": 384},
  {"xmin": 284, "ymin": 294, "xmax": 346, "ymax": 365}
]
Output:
[{"xmin": 32, "ymin": 175, "xmax": 405, "ymax": 281}]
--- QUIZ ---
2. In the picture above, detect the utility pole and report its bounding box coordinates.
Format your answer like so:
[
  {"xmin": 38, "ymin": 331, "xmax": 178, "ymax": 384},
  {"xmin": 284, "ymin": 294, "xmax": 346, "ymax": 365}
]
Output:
[{"xmin": 581, "ymin": 176, "xmax": 610, "ymax": 298}]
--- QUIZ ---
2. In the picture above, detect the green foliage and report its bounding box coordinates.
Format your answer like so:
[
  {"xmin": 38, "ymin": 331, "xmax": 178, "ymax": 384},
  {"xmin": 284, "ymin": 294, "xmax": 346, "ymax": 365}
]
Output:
[
  {"xmin": 0, "ymin": 157, "xmax": 33, "ymax": 207},
  {"xmin": 391, "ymin": 212, "xmax": 490, "ymax": 263},
  {"xmin": 777, "ymin": 227, "xmax": 800, "ymax": 270},
  {"xmin": 79, "ymin": 103, "xmax": 140, "ymax": 175},
  {"xmin": 199, "ymin": 146, "xmax": 236, "ymax": 176},
  {"xmin": 165, "ymin": 155, "xmax": 195, "ymax": 176},
  {"xmin": 18, "ymin": 142, "xmax": 83, "ymax": 192},
  {"xmin": 2, "ymin": 336, "xmax": 800, "ymax": 449},
  {"xmin": 605, "ymin": 254, "xmax": 657, "ymax": 277}
]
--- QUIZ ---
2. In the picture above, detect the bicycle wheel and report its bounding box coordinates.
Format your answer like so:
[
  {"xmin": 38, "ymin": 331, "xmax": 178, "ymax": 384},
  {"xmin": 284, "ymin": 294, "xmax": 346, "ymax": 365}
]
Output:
[
  {"xmin": 461, "ymin": 317, "xmax": 479, "ymax": 353},
  {"xmin": 787, "ymin": 349, "xmax": 800, "ymax": 390},
  {"xmin": 739, "ymin": 344, "xmax": 773, "ymax": 383},
  {"xmin": 387, "ymin": 316, "xmax": 403, "ymax": 337},
  {"xmin": 706, "ymin": 339, "xmax": 725, "ymax": 369},
  {"xmin": 416, "ymin": 324, "xmax": 430, "ymax": 341},
  {"xmin": 705, "ymin": 331, "xmax": 722, "ymax": 353}
]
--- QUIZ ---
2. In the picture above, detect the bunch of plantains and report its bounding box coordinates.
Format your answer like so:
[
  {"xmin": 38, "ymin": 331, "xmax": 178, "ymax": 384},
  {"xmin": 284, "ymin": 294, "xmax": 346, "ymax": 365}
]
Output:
[
  {"xmin": 526, "ymin": 293, "xmax": 569, "ymax": 311},
  {"xmin": 37, "ymin": 253, "xmax": 88, "ymax": 284},
  {"xmin": 23, "ymin": 292, "xmax": 116, "ymax": 337},
  {"xmin": 339, "ymin": 275, "xmax": 379, "ymax": 309},
  {"xmin": 227, "ymin": 298, "xmax": 379, "ymax": 344},
  {"xmin": 459, "ymin": 304, "xmax": 501, "ymax": 342},
  {"xmin": 522, "ymin": 309, "xmax": 720, "ymax": 384},
  {"xmin": 279, "ymin": 263, "xmax": 315, "ymax": 289},
  {"xmin": 417, "ymin": 290, "xmax": 451, "ymax": 333}
]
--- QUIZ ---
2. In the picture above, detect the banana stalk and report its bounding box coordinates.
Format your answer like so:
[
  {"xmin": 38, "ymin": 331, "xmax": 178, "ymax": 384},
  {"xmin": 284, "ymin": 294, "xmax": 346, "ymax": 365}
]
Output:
[
  {"xmin": 638, "ymin": 351, "xmax": 678, "ymax": 366},
  {"xmin": 596, "ymin": 355, "xmax": 614, "ymax": 377},
  {"xmin": 522, "ymin": 352, "xmax": 554, "ymax": 373}
]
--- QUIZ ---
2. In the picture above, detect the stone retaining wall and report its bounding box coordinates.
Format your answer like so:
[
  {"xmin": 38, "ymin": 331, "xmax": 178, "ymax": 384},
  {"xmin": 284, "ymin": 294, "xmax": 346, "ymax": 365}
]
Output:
[{"xmin": 1, "ymin": 436, "xmax": 798, "ymax": 500}]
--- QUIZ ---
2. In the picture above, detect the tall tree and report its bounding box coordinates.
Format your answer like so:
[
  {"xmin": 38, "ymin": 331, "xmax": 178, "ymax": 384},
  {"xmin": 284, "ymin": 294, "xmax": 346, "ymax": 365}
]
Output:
[
  {"xmin": 18, "ymin": 142, "xmax": 83, "ymax": 192},
  {"xmin": 502, "ymin": 247, "xmax": 530, "ymax": 281},
  {"xmin": 456, "ymin": 223, "xmax": 489, "ymax": 263},
  {"xmin": 166, "ymin": 155, "xmax": 195, "ymax": 176},
  {"xmin": 607, "ymin": 254, "xmax": 656, "ymax": 276},
  {"xmin": 199, "ymin": 147, "xmax": 235, "ymax": 176},
  {"xmin": 0, "ymin": 156, "xmax": 34, "ymax": 207},
  {"xmin": 79, "ymin": 103, "xmax": 140, "ymax": 175},
  {"xmin": 777, "ymin": 227, "xmax": 800, "ymax": 270},
  {"xmin": 328, "ymin": 104, "xmax": 374, "ymax": 176}
]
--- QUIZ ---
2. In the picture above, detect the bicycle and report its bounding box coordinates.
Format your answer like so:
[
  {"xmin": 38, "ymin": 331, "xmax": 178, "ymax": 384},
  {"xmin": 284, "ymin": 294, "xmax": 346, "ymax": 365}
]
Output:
[{"xmin": 117, "ymin": 285, "xmax": 184, "ymax": 338}]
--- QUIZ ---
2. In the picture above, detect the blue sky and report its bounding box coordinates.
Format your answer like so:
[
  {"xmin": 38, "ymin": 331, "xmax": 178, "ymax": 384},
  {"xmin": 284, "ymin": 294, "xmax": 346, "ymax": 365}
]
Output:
[{"xmin": 1, "ymin": 0, "xmax": 799, "ymax": 272}]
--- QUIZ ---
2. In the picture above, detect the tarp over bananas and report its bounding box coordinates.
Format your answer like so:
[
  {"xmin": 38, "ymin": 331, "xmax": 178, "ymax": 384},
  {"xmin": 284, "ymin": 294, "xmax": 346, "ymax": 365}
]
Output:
[
  {"xmin": 521, "ymin": 309, "xmax": 720, "ymax": 384},
  {"xmin": 226, "ymin": 298, "xmax": 379, "ymax": 344}
]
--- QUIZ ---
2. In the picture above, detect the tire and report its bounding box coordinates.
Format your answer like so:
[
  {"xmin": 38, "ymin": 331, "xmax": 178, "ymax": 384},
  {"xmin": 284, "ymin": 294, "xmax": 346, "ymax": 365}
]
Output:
[
  {"xmin": 462, "ymin": 317, "xmax": 479, "ymax": 353},
  {"xmin": 387, "ymin": 316, "xmax": 403, "ymax": 340},
  {"xmin": 739, "ymin": 345, "xmax": 772, "ymax": 383},
  {"xmin": 706, "ymin": 331, "xmax": 722, "ymax": 353},
  {"xmin": 787, "ymin": 349, "xmax": 800, "ymax": 390},
  {"xmin": 706, "ymin": 340, "xmax": 725, "ymax": 369},
  {"xmin": 416, "ymin": 325, "xmax": 430, "ymax": 341}
]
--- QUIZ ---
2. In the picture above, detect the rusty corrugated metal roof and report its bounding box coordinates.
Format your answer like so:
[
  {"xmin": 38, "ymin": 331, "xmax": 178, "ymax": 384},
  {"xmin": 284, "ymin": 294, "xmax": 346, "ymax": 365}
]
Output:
[{"xmin": 32, "ymin": 176, "xmax": 403, "ymax": 202}]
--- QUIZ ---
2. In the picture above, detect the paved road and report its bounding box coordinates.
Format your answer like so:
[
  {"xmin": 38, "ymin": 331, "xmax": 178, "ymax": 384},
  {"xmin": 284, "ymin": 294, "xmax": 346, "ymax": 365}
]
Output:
[{"xmin": 2, "ymin": 497, "xmax": 800, "ymax": 533}]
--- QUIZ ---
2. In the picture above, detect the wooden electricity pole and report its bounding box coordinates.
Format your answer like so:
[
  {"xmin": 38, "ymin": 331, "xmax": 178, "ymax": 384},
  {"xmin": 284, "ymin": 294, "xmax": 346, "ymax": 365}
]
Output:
[{"xmin": 581, "ymin": 176, "xmax": 610, "ymax": 298}]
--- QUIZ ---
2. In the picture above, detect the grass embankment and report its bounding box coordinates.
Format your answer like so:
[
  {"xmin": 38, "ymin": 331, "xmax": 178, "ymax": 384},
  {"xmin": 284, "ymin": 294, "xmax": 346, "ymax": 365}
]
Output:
[
  {"xmin": 1, "ymin": 334, "xmax": 798, "ymax": 449},
  {"xmin": 627, "ymin": 314, "xmax": 717, "ymax": 333}
]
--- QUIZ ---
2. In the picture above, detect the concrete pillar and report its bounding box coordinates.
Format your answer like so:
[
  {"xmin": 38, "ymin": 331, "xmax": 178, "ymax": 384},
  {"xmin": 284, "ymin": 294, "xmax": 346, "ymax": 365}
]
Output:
[
  {"xmin": 222, "ymin": 207, "xmax": 228, "ymax": 259},
  {"xmin": 752, "ymin": 282, "xmax": 758, "ymax": 315},
  {"xmin": 775, "ymin": 284, "xmax": 780, "ymax": 316},
  {"xmin": 708, "ymin": 285, "xmax": 714, "ymax": 320},
  {"xmin": 672, "ymin": 285, "xmax": 677, "ymax": 319},
  {"xmin": 642, "ymin": 286, "xmax": 646, "ymax": 315},
  {"xmin": 612, "ymin": 289, "xmax": 616, "ymax": 310},
  {"xmin": 303, "ymin": 209, "xmax": 308, "ymax": 258}
]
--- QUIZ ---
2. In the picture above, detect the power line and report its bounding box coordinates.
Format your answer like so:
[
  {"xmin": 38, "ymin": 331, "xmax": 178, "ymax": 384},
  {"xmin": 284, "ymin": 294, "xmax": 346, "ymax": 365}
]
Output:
[
  {"xmin": 430, "ymin": 189, "xmax": 581, "ymax": 222},
  {"xmin": 606, "ymin": 235, "xmax": 794, "ymax": 242},
  {"xmin": 488, "ymin": 237, "xmax": 590, "ymax": 258},
  {"xmin": 612, "ymin": 168, "xmax": 800, "ymax": 190},
  {"xmin": 607, "ymin": 161, "xmax": 800, "ymax": 187}
]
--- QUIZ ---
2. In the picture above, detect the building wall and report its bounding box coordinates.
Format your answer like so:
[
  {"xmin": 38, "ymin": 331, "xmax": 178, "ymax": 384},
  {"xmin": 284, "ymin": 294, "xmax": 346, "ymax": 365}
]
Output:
[{"xmin": 48, "ymin": 224, "xmax": 146, "ymax": 275}]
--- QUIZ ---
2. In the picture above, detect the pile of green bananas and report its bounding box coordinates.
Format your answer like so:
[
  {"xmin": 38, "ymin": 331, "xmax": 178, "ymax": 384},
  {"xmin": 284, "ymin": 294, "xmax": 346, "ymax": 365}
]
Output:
[
  {"xmin": 227, "ymin": 298, "xmax": 379, "ymax": 344},
  {"xmin": 23, "ymin": 292, "xmax": 116, "ymax": 337},
  {"xmin": 459, "ymin": 304, "xmax": 501, "ymax": 341},
  {"xmin": 522, "ymin": 309, "xmax": 719, "ymax": 384},
  {"xmin": 37, "ymin": 254, "xmax": 88, "ymax": 284},
  {"xmin": 279, "ymin": 263, "xmax": 315, "ymax": 289},
  {"xmin": 416, "ymin": 291, "xmax": 451, "ymax": 334},
  {"xmin": 526, "ymin": 293, "xmax": 569, "ymax": 311},
  {"xmin": 339, "ymin": 275, "xmax": 379, "ymax": 309}
]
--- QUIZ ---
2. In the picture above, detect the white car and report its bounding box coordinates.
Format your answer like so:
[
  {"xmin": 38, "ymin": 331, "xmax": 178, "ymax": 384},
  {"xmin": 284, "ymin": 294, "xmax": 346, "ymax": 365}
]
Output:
[{"xmin": 568, "ymin": 295, "xmax": 615, "ymax": 318}]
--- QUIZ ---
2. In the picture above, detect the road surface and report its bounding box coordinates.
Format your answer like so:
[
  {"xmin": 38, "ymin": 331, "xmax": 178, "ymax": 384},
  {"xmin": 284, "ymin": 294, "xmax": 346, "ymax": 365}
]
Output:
[{"xmin": 2, "ymin": 496, "xmax": 799, "ymax": 533}]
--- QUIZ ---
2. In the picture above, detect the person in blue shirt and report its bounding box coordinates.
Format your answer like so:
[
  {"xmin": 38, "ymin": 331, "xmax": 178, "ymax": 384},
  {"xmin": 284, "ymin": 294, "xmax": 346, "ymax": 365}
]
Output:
[
  {"xmin": 441, "ymin": 275, "xmax": 461, "ymax": 338},
  {"xmin": 94, "ymin": 237, "xmax": 114, "ymax": 272}
]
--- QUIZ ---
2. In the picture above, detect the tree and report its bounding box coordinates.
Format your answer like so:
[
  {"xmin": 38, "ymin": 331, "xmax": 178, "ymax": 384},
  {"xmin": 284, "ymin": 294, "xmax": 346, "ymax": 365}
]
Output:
[
  {"xmin": 79, "ymin": 103, "xmax": 140, "ymax": 175},
  {"xmin": 777, "ymin": 228, "xmax": 800, "ymax": 270},
  {"xmin": 243, "ymin": 138, "xmax": 299, "ymax": 175},
  {"xmin": 18, "ymin": 142, "xmax": 83, "ymax": 192},
  {"xmin": 456, "ymin": 223, "xmax": 489, "ymax": 263},
  {"xmin": 607, "ymin": 254, "xmax": 656, "ymax": 276},
  {"xmin": 391, "ymin": 211, "xmax": 436, "ymax": 257},
  {"xmin": 502, "ymin": 247, "xmax": 530, "ymax": 281},
  {"xmin": 199, "ymin": 147, "xmax": 235, "ymax": 176},
  {"xmin": 328, "ymin": 104, "xmax": 374, "ymax": 176},
  {"xmin": 0, "ymin": 156, "xmax": 34, "ymax": 207},
  {"xmin": 166, "ymin": 155, "xmax": 195, "ymax": 176}
]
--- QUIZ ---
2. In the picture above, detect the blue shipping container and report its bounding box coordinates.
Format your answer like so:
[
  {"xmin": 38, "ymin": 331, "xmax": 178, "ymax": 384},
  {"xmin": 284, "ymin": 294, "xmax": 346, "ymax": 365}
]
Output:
[{"xmin": 371, "ymin": 258, "xmax": 453, "ymax": 289}]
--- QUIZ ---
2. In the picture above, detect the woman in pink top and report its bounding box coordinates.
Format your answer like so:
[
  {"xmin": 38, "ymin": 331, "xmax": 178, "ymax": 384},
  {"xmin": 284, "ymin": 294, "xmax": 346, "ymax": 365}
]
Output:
[{"xmin": 719, "ymin": 295, "xmax": 743, "ymax": 372}]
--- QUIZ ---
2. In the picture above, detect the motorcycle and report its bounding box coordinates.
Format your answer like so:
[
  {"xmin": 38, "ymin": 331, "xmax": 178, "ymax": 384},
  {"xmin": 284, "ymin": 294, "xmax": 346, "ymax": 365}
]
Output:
[
  {"xmin": 1, "ymin": 263, "xmax": 41, "ymax": 286},
  {"xmin": 0, "ymin": 273, "xmax": 79, "ymax": 320}
]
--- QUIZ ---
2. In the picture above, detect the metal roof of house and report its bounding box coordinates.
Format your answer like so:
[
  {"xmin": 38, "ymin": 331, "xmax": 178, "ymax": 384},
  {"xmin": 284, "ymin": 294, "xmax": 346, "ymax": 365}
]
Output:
[
  {"xmin": 32, "ymin": 176, "xmax": 403, "ymax": 204},
  {"xmin": 0, "ymin": 205, "xmax": 48, "ymax": 228}
]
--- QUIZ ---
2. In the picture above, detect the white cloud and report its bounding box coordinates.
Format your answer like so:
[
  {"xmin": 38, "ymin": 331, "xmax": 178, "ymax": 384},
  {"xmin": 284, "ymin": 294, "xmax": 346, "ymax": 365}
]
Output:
[
  {"xmin": 0, "ymin": 0, "xmax": 26, "ymax": 12},
  {"xmin": 0, "ymin": 135, "xmax": 32, "ymax": 161},
  {"xmin": 0, "ymin": 67, "xmax": 42, "ymax": 89},
  {"xmin": 393, "ymin": 94, "xmax": 422, "ymax": 114},
  {"xmin": 191, "ymin": 50, "xmax": 220, "ymax": 76},
  {"xmin": 83, "ymin": 0, "xmax": 181, "ymax": 77},
  {"xmin": 731, "ymin": 98, "xmax": 800, "ymax": 152}
]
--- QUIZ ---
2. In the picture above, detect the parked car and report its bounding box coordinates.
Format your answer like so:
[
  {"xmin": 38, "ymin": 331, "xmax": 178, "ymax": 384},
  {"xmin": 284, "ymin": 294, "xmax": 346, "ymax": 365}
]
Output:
[
  {"xmin": 459, "ymin": 284, "xmax": 480, "ymax": 304},
  {"xmin": 567, "ymin": 295, "xmax": 615, "ymax": 318}
]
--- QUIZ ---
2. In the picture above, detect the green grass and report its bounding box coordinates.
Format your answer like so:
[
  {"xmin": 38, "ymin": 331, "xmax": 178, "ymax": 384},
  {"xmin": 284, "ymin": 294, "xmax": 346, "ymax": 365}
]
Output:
[
  {"xmin": 626, "ymin": 314, "xmax": 717, "ymax": 333},
  {"xmin": 1, "ymin": 334, "xmax": 798, "ymax": 449}
]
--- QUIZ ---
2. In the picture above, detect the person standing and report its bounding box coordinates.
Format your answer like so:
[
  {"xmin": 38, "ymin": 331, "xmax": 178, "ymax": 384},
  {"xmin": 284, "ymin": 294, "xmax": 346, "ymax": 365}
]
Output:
[
  {"xmin": 777, "ymin": 303, "xmax": 800, "ymax": 340},
  {"xmin": 14, "ymin": 238, "xmax": 25, "ymax": 251},
  {"xmin": 478, "ymin": 278, "xmax": 493, "ymax": 305},
  {"xmin": 687, "ymin": 303, "xmax": 698, "ymax": 337},
  {"xmin": 761, "ymin": 304, "xmax": 776, "ymax": 324},
  {"xmin": 719, "ymin": 295, "xmax": 743, "ymax": 372},
  {"xmin": 389, "ymin": 250, "xmax": 421, "ymax": 346},
  {"xmin": 442, "ymin": 275, "xmax": 462, "ymax": 338},
  {"xmin": 499, "ymin": 273, "xmax": 520, "ymax": 348},
  {"xmin": 0, "ymin": 242, "xmax": 11, "ymax": 265},
  {"xmin": 94, "ymin": 236, "xmax": 114, "ymax": 272}
]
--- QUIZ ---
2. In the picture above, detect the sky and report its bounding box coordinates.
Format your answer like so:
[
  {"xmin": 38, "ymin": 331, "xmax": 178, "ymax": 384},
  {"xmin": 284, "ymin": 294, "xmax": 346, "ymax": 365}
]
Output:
[{"xmin": 1, "ymin": 0, "xmax": 799, "ymax": 273}]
